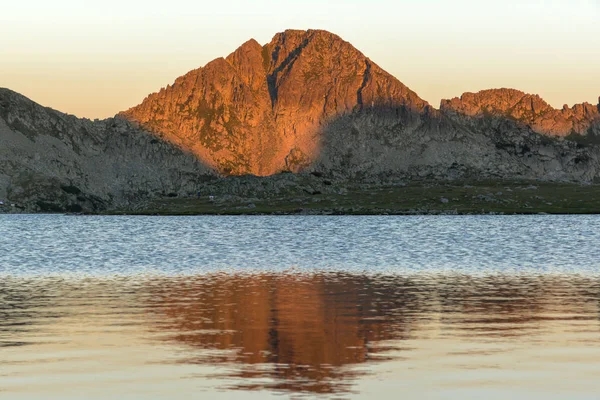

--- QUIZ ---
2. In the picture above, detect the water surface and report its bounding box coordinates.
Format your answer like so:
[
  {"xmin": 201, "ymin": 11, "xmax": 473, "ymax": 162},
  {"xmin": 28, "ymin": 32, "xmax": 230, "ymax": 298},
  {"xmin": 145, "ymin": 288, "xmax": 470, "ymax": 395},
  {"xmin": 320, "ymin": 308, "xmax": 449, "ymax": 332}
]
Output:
[{"xmin": 1, "ymin": 215, "xmax": 600, "ymax": 399}]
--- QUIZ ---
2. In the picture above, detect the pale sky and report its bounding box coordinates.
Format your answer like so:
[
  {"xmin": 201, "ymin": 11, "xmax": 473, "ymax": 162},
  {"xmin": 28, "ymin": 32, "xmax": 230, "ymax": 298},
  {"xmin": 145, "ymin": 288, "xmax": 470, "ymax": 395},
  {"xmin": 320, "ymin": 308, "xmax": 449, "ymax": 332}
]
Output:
[{"xmin": 1, "ymin": 0, "xmax": 599, "ymax": 119}]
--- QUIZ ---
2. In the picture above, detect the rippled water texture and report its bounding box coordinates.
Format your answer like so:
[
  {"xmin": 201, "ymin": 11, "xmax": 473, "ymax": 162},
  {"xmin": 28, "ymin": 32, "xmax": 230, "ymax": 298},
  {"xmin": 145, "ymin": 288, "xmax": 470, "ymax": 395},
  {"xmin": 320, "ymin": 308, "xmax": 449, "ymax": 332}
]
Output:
[{"xmin": 1, "ymin": 215, "xmax": 600, "ymax": 399}]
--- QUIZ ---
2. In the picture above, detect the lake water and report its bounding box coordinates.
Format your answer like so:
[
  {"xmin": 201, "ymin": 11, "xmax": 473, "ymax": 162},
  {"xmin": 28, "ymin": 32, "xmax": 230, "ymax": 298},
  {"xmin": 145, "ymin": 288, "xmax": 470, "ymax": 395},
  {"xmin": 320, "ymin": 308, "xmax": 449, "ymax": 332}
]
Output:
[{"xmin": 1, "ymin": 215, "xmax": 600, "ymax": 399}]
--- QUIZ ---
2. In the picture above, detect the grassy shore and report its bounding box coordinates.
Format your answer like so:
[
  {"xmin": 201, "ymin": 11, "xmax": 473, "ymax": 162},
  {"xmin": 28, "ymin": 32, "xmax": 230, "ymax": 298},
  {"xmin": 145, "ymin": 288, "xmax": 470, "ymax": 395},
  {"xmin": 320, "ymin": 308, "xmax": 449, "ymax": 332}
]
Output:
[{"xmin": 110, "ymin": 180, "xmax": 600, "ymax": 215}]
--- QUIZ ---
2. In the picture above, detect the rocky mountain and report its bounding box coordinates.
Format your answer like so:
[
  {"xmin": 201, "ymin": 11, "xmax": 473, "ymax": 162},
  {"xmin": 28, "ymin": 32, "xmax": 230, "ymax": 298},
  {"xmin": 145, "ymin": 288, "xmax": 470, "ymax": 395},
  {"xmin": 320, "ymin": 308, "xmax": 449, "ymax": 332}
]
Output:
[
  {"xmin": 441, "ymin": 89, "xmax": 600, "ymax": 136},
  {"xmin": 121, "ymin": 29, "xmax": 430, "ymax": 176},
  {"xmin": 0, "ymin": 88, "xmax": 213, "ymax": 212},
  {"xmin": 121, "ymin": 29, "xmax": 600, "ymax": 182},
  {"xmin": 2, "ymin": 29, "xmax": 600, "ymax": 212}
]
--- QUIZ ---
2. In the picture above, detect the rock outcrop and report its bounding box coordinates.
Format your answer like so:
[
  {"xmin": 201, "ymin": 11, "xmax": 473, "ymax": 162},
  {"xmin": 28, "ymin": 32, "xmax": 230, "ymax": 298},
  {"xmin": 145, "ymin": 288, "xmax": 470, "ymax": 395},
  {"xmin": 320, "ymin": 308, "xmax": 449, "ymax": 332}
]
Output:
[{"xmin": 441, "ymin": 89, "xmax": 600, "ymax": 136}]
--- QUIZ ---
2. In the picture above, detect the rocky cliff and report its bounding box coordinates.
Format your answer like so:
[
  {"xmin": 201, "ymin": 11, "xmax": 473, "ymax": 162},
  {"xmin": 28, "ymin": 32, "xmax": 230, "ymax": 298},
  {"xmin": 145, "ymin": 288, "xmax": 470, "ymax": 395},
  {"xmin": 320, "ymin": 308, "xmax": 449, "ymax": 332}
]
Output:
[{"xmin": 2, "ymin": 29, "xmax": 600, "ymax": 212}]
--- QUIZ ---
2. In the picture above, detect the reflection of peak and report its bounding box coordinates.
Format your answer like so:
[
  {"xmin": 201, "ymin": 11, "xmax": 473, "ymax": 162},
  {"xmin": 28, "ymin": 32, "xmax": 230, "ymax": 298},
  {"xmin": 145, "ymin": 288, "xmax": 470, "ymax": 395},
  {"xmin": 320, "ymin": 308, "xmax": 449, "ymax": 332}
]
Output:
[
  {"xmin": 144, "ymin": 273, "xmax": 593, "ymax": 395},
  {"xmin": 150, "ymin": 274, "xmax": 417, "ymax": 394}
]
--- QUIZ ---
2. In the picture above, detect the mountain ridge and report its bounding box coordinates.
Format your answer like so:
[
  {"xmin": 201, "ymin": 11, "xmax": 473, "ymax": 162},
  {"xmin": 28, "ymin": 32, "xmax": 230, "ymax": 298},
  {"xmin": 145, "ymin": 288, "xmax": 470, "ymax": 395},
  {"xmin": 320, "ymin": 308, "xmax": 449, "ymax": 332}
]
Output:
[
  {"xmin": 2, "ymin": 29, "xmax": 600, "ymax": 212},
  {"xmin": 441, "ymin": 88, "xmax": 599, "ymax": 136},
  {"xmin": 120, "ymin": 29, "xmax": 599, "ymax": 177},
  {"xmin": 0, "ymin": 87, "xmax": 213, "ymax": 212}
]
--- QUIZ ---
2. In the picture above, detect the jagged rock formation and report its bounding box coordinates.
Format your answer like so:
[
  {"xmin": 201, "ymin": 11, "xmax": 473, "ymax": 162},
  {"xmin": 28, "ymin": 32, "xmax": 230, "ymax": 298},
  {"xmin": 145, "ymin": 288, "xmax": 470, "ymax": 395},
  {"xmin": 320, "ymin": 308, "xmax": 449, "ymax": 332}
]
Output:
[
  {"xmin": 121, "ymin": 29, "xmax": 600, "ymax": 183},
  {"xmin": 441, "ymin": 89, "xmax": 600, "ymax": 136},
  {"xmin": 2, "ymin": 29, "xmax": 600, "ymax": 212},
  {"xmin": 121, "ymin": 29, "xmax": 429, "ymax": 176},
  {"xmin": 0, "ymin": 89, "xmax": 213, "ymax": 212}
]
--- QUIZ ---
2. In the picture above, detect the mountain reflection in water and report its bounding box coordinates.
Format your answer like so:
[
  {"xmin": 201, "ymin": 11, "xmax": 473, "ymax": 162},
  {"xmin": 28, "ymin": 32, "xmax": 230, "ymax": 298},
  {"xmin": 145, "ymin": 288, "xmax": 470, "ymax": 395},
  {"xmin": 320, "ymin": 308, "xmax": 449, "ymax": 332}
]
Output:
[
  {"xmin": 1, "ymin": 273, "xmax": 600, "ymax": 398},
  {"xmin": 144, "ymin": 273, "xmax": 600, "ymax": 395},
  {"xmin": 146, "ymin": 273, "xmax": 424, "ymax": 394}
]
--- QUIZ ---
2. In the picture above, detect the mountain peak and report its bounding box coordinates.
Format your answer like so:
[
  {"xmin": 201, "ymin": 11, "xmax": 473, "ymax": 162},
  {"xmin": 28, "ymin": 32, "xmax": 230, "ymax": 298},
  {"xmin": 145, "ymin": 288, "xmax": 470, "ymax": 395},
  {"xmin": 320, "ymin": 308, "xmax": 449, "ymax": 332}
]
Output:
[
  {"xmin": 227, "ymin": 38, "xmax": 263, "ymax": 61},
  {"xmin": 121, "ymin": 30, "xmax": 429, "ymax": 176},
  {"xmin": 272, "ymin": 28, "xmax": 340, "ymax": 42}
]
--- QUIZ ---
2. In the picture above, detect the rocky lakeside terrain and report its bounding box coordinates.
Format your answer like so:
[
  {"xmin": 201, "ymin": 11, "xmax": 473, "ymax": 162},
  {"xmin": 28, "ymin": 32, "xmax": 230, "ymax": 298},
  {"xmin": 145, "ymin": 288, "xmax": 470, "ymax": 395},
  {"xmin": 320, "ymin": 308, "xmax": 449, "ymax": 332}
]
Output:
[{"xmin": 1, "ymin": 29, "xmax": 600, "ymax": 214}]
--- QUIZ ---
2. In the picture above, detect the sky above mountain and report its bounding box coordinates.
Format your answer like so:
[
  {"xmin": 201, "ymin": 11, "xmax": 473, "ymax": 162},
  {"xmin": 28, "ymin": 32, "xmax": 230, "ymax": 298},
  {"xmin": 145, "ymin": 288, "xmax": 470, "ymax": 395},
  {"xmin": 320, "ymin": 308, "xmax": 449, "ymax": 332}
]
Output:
[{"xmin": 1, "ymin": 0, "xmax": 598, "ymax": 119}]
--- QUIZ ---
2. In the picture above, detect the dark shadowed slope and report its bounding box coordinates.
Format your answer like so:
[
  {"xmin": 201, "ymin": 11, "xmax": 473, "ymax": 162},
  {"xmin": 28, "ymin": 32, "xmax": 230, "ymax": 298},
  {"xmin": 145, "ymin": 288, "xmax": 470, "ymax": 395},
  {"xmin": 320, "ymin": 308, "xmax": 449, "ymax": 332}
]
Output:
[{"xmin": 0, "ymin": 88, "xmax": 213, "ymax": 212}]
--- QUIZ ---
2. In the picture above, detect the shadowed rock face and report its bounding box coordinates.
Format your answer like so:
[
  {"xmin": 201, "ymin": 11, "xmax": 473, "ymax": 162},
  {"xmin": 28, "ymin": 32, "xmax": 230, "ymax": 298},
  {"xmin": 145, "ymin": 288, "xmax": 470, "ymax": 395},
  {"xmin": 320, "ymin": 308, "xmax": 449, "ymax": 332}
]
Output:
[
  {"xmin": 120, "ymin": 29, "xmax": 429, "ymax": 176},
  {"xmin": 0, "ymin": 88, "xmax": 213, "ymax": 212}
]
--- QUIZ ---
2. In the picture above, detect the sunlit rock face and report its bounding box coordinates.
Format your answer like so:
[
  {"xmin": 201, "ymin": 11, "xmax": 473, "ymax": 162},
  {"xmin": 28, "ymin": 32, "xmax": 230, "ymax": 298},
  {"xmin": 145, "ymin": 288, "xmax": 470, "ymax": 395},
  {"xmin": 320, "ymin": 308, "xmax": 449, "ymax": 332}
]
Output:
[
  {"xmin": 121, "ymin": 30, "xmax": 600, "ymax": 182},
  {"xmin": 120, "ymin": 29, "xmax": 429, "ymax": 176},
  {"xmin": 441, "ymin": 89, "xmax": 600, "ymax": 136}
]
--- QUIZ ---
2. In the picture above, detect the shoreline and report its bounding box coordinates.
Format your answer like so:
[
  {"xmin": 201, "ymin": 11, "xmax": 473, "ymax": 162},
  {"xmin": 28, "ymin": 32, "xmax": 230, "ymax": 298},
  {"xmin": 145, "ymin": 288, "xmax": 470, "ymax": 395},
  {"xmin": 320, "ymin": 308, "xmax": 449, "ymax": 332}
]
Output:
[
  {"xmin": 107, "ymin": 180, "xmax": 600, "ymax": 216},
  {"xmin": 5, "ymin": 180, "xmax": 600, "ymax": 216}
]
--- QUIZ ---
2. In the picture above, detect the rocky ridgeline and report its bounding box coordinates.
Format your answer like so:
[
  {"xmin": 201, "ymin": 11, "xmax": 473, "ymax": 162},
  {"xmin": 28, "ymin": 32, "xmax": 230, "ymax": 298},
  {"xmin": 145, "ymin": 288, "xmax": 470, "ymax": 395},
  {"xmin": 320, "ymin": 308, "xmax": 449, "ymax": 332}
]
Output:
[
  {"xmin": 441, "ymin": 89, "xmax": 600, "ymax": 136},
  {"xmin": 0, "ymin": 89, "xmax": 213, "ymax": 213},
  {"xmin": 1, "ymin": 29, "xmax": 600, "ymax": 212},
  {"xmin": 121, "ymin": 29, "xmax": 600, "ymax": 181}
]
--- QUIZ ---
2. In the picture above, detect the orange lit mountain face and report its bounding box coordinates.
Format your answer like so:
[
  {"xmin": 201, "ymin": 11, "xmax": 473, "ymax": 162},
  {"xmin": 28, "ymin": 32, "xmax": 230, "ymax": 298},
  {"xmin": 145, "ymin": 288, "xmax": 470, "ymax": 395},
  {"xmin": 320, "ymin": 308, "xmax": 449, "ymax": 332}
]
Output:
[
  {"xmin": 120, "ymin": 30, "xmax": 430, "ymax": 176},
  {"xmin": 441, "ymin": 89, "xmax": 600, "ymax": 137},
  {"xmin": 121, "ymin": 30, "xmax": 599, "ymax": 177}
]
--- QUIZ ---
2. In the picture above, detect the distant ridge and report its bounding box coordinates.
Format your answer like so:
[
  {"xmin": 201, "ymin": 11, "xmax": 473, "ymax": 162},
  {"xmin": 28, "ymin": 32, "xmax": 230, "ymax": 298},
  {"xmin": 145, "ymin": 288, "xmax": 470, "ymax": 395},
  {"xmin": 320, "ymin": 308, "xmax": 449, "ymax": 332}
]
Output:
[{"xmin": 441, "ymin": 88, "xmax": 600, "ymax": 136}]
